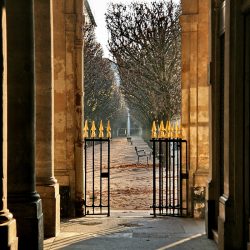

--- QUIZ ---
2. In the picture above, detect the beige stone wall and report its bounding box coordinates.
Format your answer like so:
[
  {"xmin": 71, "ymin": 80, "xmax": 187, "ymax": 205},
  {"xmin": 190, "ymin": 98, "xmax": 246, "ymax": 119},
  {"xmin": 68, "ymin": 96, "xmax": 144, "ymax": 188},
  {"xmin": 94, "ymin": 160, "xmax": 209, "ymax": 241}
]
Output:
[
  {"xmin": 53, "ymin": 0, "xmax": 67, "ymax": 180},
  {"xmin": 34, "ymin": 0, "xmax": 60, "ymax": 236},
  {"xmin": 53, "ymin": 0, "xmax": 84, "ymax": 216},
  {"xmin": 180, "ymin": 0, "xmax": 210, "ymax": 217}
]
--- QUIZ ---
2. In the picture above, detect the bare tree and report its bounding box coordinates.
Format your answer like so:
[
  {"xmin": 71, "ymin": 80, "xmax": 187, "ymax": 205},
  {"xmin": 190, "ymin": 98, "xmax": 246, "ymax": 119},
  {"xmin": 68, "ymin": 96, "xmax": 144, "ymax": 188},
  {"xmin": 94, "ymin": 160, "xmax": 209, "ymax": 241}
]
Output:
[
  {"xmin": 106, "ymin": 0, "xmax": 181, "ymax": 127},
  {"xmin": 84, "ymin": 25, "xmax": 122, "ymax": 124}
]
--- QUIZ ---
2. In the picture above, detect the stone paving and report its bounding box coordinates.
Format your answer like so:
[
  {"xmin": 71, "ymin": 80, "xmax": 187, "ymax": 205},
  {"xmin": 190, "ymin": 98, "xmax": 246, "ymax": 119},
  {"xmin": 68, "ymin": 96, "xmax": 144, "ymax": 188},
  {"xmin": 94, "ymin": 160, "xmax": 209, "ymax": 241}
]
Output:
[
  {"xmin": 44, "ymin": 211, "xmax": 217, "ymax": 250},
  {"xmin": 44, "ymin": 136, "xmax": 217, "ymax": 250}
]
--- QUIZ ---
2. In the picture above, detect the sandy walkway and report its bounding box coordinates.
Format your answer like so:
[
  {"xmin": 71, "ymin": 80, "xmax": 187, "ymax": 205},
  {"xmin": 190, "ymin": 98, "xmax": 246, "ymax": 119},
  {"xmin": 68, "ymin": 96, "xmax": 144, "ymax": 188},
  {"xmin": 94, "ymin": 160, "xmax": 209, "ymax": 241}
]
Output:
[{"xmin": 84, "ymin": 136, "xmax": 153, "ymax": 211}]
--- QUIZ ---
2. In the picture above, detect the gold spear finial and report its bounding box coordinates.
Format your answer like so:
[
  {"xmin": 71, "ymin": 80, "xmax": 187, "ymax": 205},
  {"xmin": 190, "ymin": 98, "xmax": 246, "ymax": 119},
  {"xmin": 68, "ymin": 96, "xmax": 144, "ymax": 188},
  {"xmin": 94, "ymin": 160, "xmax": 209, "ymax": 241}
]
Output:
[
  {"xmin": 167, "ymin": 121, "xmax": 171, "ymax": 138},
  {"xmin": 151, "ymin": 121, "xmax": 157, "ymax": 139},
  {"xmin": 106, "ymin": 120, "xmax": 111, "ymax": 138},
  {"xmin": 91, "ymin": 121, "xmax": 96, "ymax": 138},
  {"xmin": 165, "ymin": 121, "xmax": 169, "ymax": 138},
  {"xmin": 171, "ymin": 123, "xmax": 175, "ymax": 138},
  {"xmin": 83, "ymin": 120, "xmax": 89, "ymax": 138},
  {"xmin": 99, "ymin": 120, "xmax": 104, "ymax": 138},
  {"xmin": 175, "ymin": 122, "xmax": 179, "ymax": 138},
  {"xmin": 158, "ymin": 120, "xmax": 165, "ymax": 139}
]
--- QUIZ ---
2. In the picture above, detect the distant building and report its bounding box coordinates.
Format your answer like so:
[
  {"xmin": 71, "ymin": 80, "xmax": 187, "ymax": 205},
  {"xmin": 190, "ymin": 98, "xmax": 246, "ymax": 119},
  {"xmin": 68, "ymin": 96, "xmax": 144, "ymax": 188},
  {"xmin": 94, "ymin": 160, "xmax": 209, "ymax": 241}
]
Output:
[{"xmin": 84, "ymin": 0, "xmax": 96, "ymax": 26}]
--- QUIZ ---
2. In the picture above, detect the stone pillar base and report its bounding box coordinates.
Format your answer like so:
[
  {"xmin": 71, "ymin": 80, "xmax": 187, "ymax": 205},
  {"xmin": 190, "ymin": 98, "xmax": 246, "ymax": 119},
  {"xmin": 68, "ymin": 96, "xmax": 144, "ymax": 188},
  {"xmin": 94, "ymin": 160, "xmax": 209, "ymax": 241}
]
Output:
[
  {"xmin": 36, "ymin": 183, "xmax": 60, "ymax": 238},
  {"xmin": 218, "ymin": 195, "xmax": 231, "ymax": 250},
  {"xmin": 248, "ymin": 221, "xmax": 250, "ymax": 250},
  {"xmin": 205, "ymin": 181, "xmax": 217, "ymax": 239},
  {"xmin": 205, "ymin": 198, "xmax": 215, "ymax": 238},
  {"xmin": 0, "ymin": 218, "xmax": 18, "ymax": 249},
  {"xmin": 193, "ymin": 170, "xmax": 209, "ymax": 187},
  {"xmin": 8, "ymin": 197, "xmax": 43, "ymax": 250},
  {"xmin": 193, "ymin": 171, "xmax": 208, "ymax": 219},
  {"xmin": 75, "ymin": 197, "xmax": 84, "ymax": 217}
]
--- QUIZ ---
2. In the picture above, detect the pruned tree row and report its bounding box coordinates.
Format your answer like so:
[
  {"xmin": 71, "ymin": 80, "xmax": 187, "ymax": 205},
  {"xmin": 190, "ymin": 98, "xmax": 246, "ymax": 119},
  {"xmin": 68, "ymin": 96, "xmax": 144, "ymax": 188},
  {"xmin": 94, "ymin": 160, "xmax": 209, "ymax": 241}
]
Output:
[
  {"xmin": 106, "ymin": 0, "xmax": 181, "ymax": 128},
  {"xmin": 84, "ymin": 24, "xmax": 122, "ymax": 124}
]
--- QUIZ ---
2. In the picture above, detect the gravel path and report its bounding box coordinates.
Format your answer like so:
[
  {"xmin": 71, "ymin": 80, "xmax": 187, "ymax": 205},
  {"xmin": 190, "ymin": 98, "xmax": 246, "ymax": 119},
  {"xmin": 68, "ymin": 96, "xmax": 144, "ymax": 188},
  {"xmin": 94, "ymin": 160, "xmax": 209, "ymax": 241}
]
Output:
[{"xmin": 84, "ymin": 136, "xmax": 154, "ymax": 211}]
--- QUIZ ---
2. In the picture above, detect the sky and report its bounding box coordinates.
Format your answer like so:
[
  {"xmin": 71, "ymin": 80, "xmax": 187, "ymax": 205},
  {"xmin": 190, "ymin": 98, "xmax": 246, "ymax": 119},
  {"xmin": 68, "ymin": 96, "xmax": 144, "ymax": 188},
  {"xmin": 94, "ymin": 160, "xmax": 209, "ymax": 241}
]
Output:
[{"xmin": 87, "ymin": 0, "xmax": 180, "ymax": 58}]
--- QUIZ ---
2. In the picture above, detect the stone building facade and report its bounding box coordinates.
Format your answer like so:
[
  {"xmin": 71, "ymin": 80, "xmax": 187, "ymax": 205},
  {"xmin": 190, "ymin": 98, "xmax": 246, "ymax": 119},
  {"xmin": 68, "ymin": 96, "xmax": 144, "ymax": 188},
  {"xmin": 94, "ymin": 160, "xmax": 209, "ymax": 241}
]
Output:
[
  {"xmin": 53, "ymin": 0, "xmax": 84, "ymax": 218},
  {"xmin": 0, "ymin": 1, "xmax": 18, "ymax": 248},
  {"xmin": 180, "ymin": 0, "xmax": 210, "ymax": 217},
  {"xmin": 207, "ymin": 0, "xmax": 250, "ymax": 249},
  {"xmin": 181, "ymin": 0, "xmax": 250, "ymax": 249},
  {"xmin": 34, "ymin": 0, "xmax": 60, "ymax": 238},
  {"xmin": 0, "ymin": 0, "xmax": 87, "ymax": 248}
]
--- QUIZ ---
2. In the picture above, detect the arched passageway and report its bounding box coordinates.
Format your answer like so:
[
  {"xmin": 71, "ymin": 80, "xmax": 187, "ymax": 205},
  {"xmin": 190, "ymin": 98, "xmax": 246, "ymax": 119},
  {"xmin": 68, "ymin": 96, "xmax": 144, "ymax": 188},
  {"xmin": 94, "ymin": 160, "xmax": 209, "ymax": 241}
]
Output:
[{"xmin": 1, "ymin": 0, "xmax": 250, "ymax": 249}]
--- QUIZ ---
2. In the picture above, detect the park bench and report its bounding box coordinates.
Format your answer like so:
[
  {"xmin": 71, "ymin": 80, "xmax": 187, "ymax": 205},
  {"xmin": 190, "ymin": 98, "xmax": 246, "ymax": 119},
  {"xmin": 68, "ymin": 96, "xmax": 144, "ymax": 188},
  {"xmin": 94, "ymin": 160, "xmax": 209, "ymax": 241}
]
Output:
[{"xmin": 135, "ymin": 146, "xmax": 148, "ymax": 164}]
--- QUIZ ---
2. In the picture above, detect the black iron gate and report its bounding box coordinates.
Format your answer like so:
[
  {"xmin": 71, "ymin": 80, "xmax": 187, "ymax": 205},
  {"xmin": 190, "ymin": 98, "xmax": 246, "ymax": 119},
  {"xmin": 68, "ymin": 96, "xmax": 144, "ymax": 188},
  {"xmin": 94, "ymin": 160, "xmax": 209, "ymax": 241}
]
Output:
[
  {"xmin": 84, "ymin": 138, "xmax": 110, "ymax": 216},
  {"xmin": 151, "ymin": 138, "xmax": 189, "ymax": 217}
]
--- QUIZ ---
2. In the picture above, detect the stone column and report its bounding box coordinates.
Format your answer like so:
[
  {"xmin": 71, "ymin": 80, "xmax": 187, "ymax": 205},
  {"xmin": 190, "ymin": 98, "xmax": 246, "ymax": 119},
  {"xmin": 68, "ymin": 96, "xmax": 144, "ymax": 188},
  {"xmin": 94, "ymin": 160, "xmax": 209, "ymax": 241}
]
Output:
[
  {"xmin": 217, "ymin": 1, "xmax": 246, "ymax": 249},
  {"xmin": 180, "ymin": 0, "xmax": 210, "ymax": 218},
  {"xmin": 53, "ymin": 0, "xmax": 73, "ymax": 217},
  {"xmin": 74, "ymin": 0, "xmax": 84, "ymax": 216},
  {"xmin": 64, "ymin": 0, "xmax": 77, "ymax": 217},
  {"xmin": 205, "ymin": 0, "xmax": 221, "ymax": 239},
  {"xmin": 53, "ymin": 0, "xmax": 84, "ymax": 217},
  {"xmin": 6, "ymin": 0, "xmax": 43, "ymax": 249},
  {"xmin": 34, "ymin": 0, "xmax": 60, "ymax": 237},
  {"xmin": 0, "ymin": 1, "xmax": 18, "ymax": 248}
]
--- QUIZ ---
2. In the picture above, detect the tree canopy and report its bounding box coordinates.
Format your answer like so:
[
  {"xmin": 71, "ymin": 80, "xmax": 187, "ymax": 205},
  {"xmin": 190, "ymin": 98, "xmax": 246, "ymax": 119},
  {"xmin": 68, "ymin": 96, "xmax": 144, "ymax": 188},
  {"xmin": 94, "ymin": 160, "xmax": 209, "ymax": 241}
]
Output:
[
  {"xmin": 106, "ymin": 0, "xmax": 181, "ymax": 127},
  {"xmin": 84, "ymin": 24, "xmax": 122, "ymax": 124}
]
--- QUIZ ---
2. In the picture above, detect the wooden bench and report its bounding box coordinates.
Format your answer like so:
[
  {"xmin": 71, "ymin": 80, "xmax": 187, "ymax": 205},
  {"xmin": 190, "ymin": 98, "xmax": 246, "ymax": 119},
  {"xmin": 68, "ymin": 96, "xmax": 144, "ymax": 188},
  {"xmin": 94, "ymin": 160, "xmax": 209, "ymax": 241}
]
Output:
[{"xmin": 135, "ymin": 146, "xmax": 148, "ymax": 164}]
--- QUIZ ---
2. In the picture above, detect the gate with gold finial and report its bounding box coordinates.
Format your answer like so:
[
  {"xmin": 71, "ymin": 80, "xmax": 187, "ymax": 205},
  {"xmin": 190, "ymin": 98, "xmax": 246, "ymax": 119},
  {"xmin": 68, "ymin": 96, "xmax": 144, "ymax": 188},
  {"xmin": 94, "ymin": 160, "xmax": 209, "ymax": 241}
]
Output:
[
  {"xmin": 150, "ymin": 120, "xmax": 189, "ymax": 217},
  {"xmin": 83, "ymin": 120, "xmax": 111, "ymax": 216}
]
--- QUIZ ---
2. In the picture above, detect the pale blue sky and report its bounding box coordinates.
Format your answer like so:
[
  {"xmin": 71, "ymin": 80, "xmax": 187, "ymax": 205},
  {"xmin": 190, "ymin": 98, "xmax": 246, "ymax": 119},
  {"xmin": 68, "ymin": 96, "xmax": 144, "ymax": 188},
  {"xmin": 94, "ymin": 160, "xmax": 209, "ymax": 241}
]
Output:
[{"xmin": 88, "ymin": 0, "xmax": 180, "ymax": 58}]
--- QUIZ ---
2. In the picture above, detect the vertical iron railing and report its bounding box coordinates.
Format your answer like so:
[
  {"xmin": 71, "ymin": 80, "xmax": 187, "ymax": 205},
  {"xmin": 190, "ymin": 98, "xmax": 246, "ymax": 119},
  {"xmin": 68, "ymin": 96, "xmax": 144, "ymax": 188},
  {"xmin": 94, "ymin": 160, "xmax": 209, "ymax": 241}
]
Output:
[
  {"xmin": 84, "ymin": 138, "xmax": 110, "ymax": 216},
  {"xmin": 151, "ymin": 138, "xmax": 188, "ymax": 217}
]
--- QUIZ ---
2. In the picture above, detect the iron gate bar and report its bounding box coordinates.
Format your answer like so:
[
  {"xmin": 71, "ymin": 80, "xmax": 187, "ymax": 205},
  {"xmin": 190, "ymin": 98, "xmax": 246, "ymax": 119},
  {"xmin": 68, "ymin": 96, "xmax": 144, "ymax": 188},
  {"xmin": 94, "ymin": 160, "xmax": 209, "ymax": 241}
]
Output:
[
  {"xmin": 159, "ymin": 140, "xmax": 162, "ymax": 214},
  {"xmin": 185, "ymin": 140, "xmax": 188, "ymax": 215},
  {"xmin": 165, "ymin": 141, "xmax": 168, "ymax": 215},
  {"xmin": 108, "ymin": 138, "xmax": 110, "ymax": 216},
  {"xmin": 168, "ymin": 140, "xmax": 171, "ymax": 213},
  {"xmin": 177, "ymin": 140, "xmax": 180, "ymax": 215},
  {"xmin": 84, "ymin": 138, "xmax": 110, "ymax": 216},
  {"xmin": 84, "ymin": 138, "xmax": 87, "ymax": 214},
  {"xmin": 180, "ymin": 139, "xmax": 183, "ymax": 216},
  {"xmin": 100, "ymin": 141, "xmax": 102, "ymax": 214},
  {"xmin": 92, "ymin": 139, "xmax": 95, "ymax": 214},
  {"xmin": 150, "ymin": 138, "xmax": 189, "ymax": 217},
  {"xmin": 173, "ymin": 140, "xmax": 175, "ymax": 214},
  {"xmin": 152, "ymin": 139, "xmax": 156, "ymax": 217}
]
